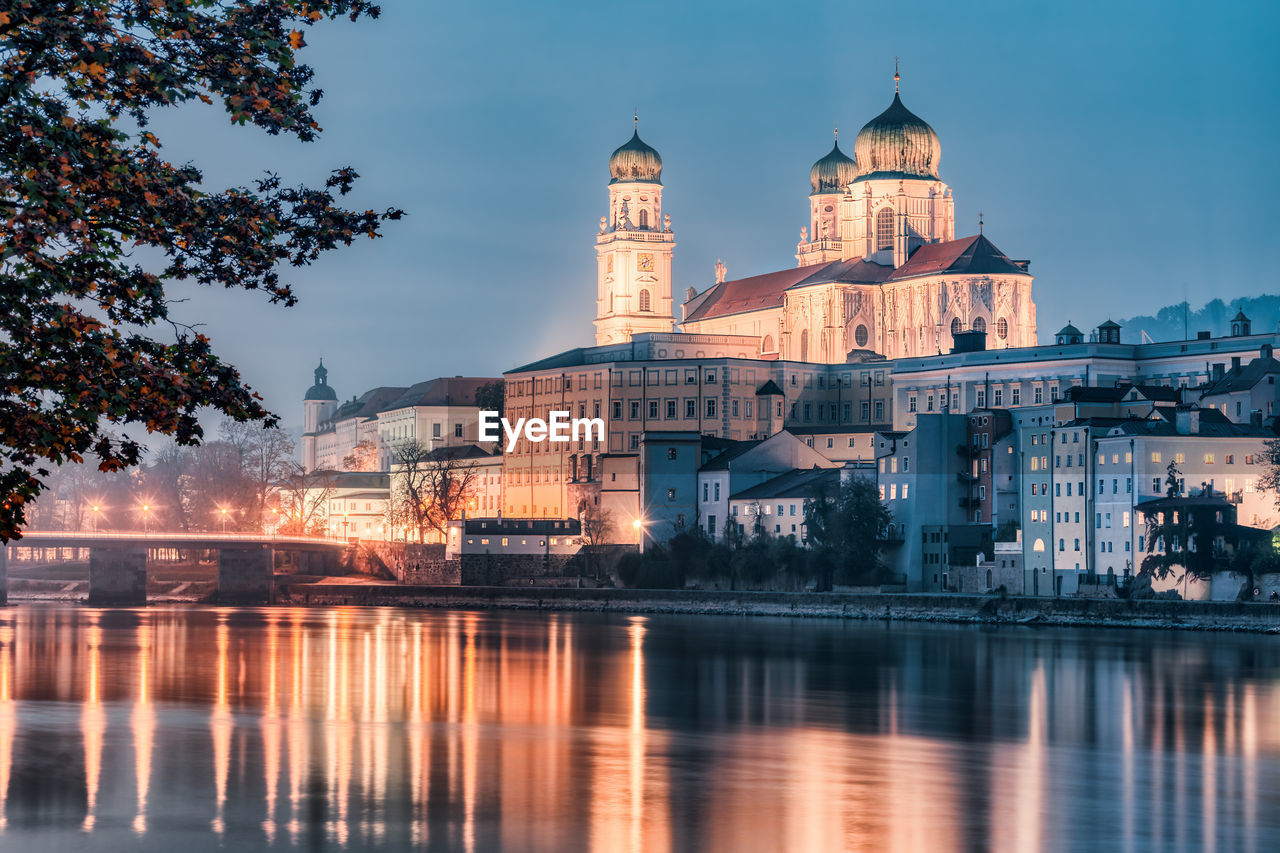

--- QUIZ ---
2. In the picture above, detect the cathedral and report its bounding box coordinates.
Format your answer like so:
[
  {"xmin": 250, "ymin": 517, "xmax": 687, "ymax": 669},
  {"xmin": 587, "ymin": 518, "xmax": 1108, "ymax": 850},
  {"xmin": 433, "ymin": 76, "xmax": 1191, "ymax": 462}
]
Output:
[{"xmin": 593, "ymin": 74, "xmax": 1038, "ymax": 361}]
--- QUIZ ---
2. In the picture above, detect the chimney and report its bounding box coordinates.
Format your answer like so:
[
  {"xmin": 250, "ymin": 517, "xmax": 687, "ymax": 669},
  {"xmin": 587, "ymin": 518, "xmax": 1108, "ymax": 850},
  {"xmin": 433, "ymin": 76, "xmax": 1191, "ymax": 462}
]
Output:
[
  {"xmin": 1197, "ymin": 331, "xmax": 1211, "ymax": 340},
  {"xmin": 1176, "ymin": 409, "xmax": 1200, "ymax": 435},
  {"xmin": 1212, "ymin": 363, "xmax": 1225, "ymax": 381},
  {"xmin": 1231, "ymin": 356, "xmax": 1241, "ymax": 372},
  {"xmin": 1262, "ymin": 344, "xmax": 1274, "ymax": 360}
]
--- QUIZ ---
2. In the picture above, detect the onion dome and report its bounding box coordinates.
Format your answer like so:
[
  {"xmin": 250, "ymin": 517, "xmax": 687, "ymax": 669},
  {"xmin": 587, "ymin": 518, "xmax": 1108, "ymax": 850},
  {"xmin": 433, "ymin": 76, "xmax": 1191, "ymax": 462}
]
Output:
[
  {"xmin": 304, "ymin": 359, "xmax": 337, "ymax": 401},
  {"xmin": 853, "ymin": 92, "xmax": 941, "ymax": 180},
  {"xmin": 609, "ymin": 129, "xmax": 662, "ymax": 185},
  {"xmin": 810, "ymin": 139, "xmax": 857, "ymax": 195}
]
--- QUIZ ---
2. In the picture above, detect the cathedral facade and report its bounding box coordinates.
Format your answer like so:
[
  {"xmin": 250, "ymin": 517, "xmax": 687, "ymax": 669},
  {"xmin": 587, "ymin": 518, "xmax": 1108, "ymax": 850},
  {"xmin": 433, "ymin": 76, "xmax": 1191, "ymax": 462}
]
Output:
[{"xmin": 594, "ymin": 77, "xmax": 1038, "ymax": 362}]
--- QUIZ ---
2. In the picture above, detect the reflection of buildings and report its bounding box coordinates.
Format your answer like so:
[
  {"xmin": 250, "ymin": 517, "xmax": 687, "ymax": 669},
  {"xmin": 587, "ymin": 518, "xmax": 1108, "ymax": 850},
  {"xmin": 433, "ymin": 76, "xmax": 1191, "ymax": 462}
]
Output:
[{"xmin": 0, "ymin": 610, "xmax": 1273, "ymax": 849}]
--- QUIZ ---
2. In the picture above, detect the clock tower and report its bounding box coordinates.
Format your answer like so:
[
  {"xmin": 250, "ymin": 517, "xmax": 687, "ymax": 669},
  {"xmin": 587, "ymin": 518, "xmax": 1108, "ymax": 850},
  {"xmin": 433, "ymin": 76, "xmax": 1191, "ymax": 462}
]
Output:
[{"xmin": 594, "ymin": 121, "xmax": 676, "ymax": 345}]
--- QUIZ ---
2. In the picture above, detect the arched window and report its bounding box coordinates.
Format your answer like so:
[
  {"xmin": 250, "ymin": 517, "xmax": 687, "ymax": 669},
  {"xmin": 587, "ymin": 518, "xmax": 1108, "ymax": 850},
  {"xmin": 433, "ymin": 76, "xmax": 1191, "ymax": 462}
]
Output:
[
  {"xmin": 854, "ymin": 324, "xmax": 869, "ymax": 347},
  {"xmin": 997, "ymin": 317, "xmax": 1009, "ymax": 340},
  {"xmin": 972, "ymin": 316, "xmax": 987, "ymax": 334},
  {"xmin": 799, "ymin": 329, "xmax": 809, "ymax": 362},
  {"xmin": 875, "ymin": 208, "xmax": 895, "ymax": 251},
  {"xmin": 638, "ymin": 209, "xmax": 649, "ymax": 229},
  {"xmin": 761, "ymin": 334, "xmax": 774, "ymax": 354},
  {"xmin": 951, "ymin": 317, "xmax": 963, "ymax": 336},
  {"xmin": 639, "ymin": 289, "xmax": 651, "ymax": 312},
  {"xmin": 1033, "ymin": 538, "xmax": 1045, "ymax": 552}
]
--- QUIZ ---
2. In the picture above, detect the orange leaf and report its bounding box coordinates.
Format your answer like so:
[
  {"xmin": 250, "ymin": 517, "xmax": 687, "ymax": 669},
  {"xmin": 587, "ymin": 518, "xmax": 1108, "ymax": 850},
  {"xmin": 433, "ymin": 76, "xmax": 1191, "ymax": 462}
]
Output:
[{"xmin": 288, "ymin": 30, "xmax": 305, "ymax": 49}]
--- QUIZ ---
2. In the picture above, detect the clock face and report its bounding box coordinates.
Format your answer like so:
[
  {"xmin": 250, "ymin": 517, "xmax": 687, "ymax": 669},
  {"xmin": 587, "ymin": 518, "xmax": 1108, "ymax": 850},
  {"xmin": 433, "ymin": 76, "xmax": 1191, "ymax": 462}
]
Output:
[{"xmin": 637, "ymin": 253, "xmax": 653, "ymax": 272}]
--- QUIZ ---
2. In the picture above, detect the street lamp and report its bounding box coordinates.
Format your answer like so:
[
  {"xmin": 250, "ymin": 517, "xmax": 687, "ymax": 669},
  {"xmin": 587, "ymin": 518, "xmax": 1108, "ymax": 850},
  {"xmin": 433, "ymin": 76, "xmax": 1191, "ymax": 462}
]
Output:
[
  {"xmin": 633, "ymin": 516, "xmax": 646, "ymax": 555},
  {"xmin": 141, "ymin": 504, "xmax": 151, "ymax": 535},
  {"xmin": 91, "ymin": 504, "xmax": 100, "ymax": 533},
  {"xmin": 220, "ymin": 507, "xmax": 229, "ymax": 534}
]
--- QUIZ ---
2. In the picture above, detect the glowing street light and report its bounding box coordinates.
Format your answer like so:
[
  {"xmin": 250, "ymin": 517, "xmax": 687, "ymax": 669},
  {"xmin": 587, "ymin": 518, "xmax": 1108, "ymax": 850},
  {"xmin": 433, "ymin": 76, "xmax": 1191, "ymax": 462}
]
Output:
[
  {"xmin": 90, "ymin": 504, "xmax": 100, "ymax": 533},
  {"xmin": 219, "ymin": 507, "xmax": 229, "ymax": 533},
  {"xmin": 141, "ymin": 503, "xmax": 151, "ymax": 535},
  {"xmin": 633, "ymin": 516, "xmax": 647, "ymax": 555}
]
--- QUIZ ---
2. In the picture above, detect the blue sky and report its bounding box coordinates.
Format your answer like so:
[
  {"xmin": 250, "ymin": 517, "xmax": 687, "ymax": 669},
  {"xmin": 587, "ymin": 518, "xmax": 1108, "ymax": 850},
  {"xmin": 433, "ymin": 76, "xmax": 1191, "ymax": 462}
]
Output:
[{"xmin": 148, "ymin": 0, "xmax": 1280, "ymax": 427}]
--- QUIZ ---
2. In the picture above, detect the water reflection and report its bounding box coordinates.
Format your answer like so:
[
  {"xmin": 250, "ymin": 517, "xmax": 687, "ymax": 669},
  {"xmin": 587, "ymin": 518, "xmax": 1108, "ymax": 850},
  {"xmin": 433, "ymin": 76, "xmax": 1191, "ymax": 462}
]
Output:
[{"xmin": 0, "ymin": 606, "xmax": 1272, "ymax": 851}]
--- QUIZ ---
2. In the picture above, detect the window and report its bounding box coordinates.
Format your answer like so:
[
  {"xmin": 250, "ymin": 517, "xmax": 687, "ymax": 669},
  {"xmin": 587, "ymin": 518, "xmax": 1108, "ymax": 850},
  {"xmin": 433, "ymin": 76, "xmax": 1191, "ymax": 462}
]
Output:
[
  {"xmin": 666, "ymin": 399, "xmax": 676, "ymax": 419},
  {"xmin": 875, "ymin": 208, "xmax": 895, "ymax": 250},
  {"xmin": 638, "ymin": 209, "xmax": 649, "ymax": 229},
  {"xmin": 630, "ymin": 401, "xmax": 640, "ymax": 419},
  {"xmin": 454, "ymin": 423, "xmax": 463, "ymax": 438},
  {"xmin": 994, "ymin": 388, "xmax": 1003, "ymax": 407},
  {"xmin": 951, "ymin": 317, "xmax": 963, "ymax": 337},
  {"xmin": 874, "ymin": 401, "xmax": 884, "ymax": 421},
  {"xmin": 648, "ymin": 400, "xmax": 659, "ymax": 419},
  {"xmin": 706, "ymin": 398, "xmax": 717, "ymax": 418},
  {"xmin": 1034, "ymin": 387, "xmax": 1043, "ymax": 405},
  {"xmin": 972, "ymin": 316, "xmax": 987, "ymax": 334},
  {"xmin": 638, "ymin": 289, "xmax": 651, "ymax": 311},
  {"xmin": 686, "ymin": 399, "xmax": 697, "ymax": 418},
  {"xmin": 667, "ymin": 448, "xmax": 677, "ymax": 461},
  {"xmin": 667, "ymin": 488, "xmax": 676, "ymax": 501},
  {"xmin": 997, "ymin": 317, "xmax": 1009, "ymax": 340},
  {"xmin": 909, "ymin": 395, "xmax": 917, "ymax": 413},
  {"xmin": 1012, "ymin": 387, "xmax": 1020, "ymax": 405},
  {"xmin": 976, "ymin": 390, "xmax": 986, "ymax": 408},
  {"xmin": 714, "ymin": 483, "xmax": 720, "ymax": 501}
]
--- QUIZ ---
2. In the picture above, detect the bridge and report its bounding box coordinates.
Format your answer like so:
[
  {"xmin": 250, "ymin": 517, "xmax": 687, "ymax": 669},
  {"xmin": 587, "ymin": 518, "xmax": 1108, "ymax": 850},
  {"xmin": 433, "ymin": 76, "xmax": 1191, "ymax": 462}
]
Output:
[{"xmin": 2, "ymin": 531, "xmax": 349, "ymax": 606}]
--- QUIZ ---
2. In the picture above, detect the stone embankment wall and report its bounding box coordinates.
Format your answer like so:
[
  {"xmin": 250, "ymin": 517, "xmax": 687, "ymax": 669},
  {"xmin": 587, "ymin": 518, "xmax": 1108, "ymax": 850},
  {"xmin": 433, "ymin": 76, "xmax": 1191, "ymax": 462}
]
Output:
[
  {"xmin": 272, "ymin": 586, "xmax": 1280, "ymax": 632},
  {"xmin": 341, "ymin": 543, "xmax": 459, "ymax": 584},
  {"xmin": 460, "ymin": 553, "xmax": 576, "ymax": 586}
]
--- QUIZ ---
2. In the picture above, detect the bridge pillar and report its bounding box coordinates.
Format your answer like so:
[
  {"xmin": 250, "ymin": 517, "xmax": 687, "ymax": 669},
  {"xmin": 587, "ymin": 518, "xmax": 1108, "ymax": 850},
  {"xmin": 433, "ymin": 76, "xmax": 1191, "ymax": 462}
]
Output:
[
  {"xmin": 88, "ymin": 547, "xmax": 148, "ymax": 606},
  {"xmin": 217, "ymin": 547, "xmax": 274, "ymax": 605}
]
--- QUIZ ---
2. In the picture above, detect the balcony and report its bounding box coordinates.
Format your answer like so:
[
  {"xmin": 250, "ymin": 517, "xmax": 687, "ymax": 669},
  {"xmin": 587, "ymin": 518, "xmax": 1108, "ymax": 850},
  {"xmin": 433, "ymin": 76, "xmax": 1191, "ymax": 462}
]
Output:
[
  {"xmin": 958, "ymin": 497, "xmax": 981, "ymax": 509},
  {"xmin": 956, "ymin": 471, "xmax": 978, "ymax": 484}
]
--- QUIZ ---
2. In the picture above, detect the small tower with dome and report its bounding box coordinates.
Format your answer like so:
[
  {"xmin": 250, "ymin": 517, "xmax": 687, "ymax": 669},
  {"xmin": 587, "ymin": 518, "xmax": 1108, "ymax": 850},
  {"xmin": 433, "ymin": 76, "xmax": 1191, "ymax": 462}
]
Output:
[
  {"xmin": 301, "ymin": 360, "xmax": 338, "ymax": 471},
  {"xmin": 594, "ymin": 118, "xmax": 677, "ymax": 345},
  {"xmin": 797, "ymin": 130, "xmax": 858, "ymax": 265}
]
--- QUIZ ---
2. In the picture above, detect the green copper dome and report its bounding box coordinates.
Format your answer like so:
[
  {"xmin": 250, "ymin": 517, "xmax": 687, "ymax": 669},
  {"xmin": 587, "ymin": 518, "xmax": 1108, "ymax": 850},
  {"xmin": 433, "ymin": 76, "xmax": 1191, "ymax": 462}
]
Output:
[
  {"xmin": 304, "ymin": 359, "xmax": 337, "ymax": 401},
  {"xmin": 809, "ymin": 140, "xmax": 857, "ymax": 195},
  {"xmin": 853, "ymin": 93, "xmax": 941, "ymax": 181},
  {"xmin": 609, "ymin": 130, "xmax": 662, "ymax": 185}
]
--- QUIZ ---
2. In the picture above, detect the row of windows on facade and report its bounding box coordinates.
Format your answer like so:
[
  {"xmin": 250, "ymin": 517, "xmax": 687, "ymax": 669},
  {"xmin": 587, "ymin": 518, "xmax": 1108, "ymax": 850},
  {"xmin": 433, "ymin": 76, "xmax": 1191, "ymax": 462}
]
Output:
[
  {"xmin": 907, "ymin": 383, "xmax": 1042, "ymax": 414},
  {"xmin": 382, "ymin": 422, "xmax": 464, "ymax": 441},
  {"xmin": 511, "ymin": 368, "xmax": 888, "ymax": 399}
]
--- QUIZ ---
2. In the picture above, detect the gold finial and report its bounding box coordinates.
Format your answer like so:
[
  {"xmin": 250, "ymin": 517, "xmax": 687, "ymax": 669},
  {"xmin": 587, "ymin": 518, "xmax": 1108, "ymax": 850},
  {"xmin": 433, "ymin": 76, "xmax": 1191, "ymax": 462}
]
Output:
[
  {"xmin": 979, "ymin": 211, "xmax": 984, "ymax": 234},
  {"xmin": 833, "ymin": 122, "xmax": 838, "ymax": 141},
  {"xmin": 634, "ymin": 109, "xmax": 638, "ymax": 130},
  {"xmin": 894, "ymin": 56, "xmax": 900, "ymax": 93}
]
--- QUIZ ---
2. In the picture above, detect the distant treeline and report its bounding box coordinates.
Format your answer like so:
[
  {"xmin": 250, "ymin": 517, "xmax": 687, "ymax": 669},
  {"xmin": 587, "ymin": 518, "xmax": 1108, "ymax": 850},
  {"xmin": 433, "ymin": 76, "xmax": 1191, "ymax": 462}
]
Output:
[{"xmin": 1108, "ymin": 295, "xmax": 1280, "ymax": 344}]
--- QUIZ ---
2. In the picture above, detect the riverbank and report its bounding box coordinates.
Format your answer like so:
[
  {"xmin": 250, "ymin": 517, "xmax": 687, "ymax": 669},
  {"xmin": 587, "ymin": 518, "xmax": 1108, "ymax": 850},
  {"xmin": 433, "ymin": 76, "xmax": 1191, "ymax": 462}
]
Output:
[{"xmin": 273, "ymin": 582, "xmax": 1280, "ymax": 633}]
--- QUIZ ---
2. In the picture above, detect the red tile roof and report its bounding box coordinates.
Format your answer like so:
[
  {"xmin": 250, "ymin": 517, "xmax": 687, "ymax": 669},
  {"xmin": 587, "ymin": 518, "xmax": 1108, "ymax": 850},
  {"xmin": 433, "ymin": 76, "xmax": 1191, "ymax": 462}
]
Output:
[{"xmin": 683, "ymin": 234, "xmax": 1029, "ymax": 323}]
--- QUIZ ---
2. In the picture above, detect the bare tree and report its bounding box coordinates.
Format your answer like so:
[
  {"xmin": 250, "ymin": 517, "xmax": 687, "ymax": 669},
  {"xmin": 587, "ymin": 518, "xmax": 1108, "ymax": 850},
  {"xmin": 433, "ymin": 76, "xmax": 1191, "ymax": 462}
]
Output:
[
  {"xmin": 220, "ymin": 420, "xmax": 297, "ymax": 530},
  {"xmin": 342, "ymin": 438, "xmax": 378, "ymax": 472},
  {"xmin": 389, "ymin": 441, "xmax": 477, "ymax": 543},
  {"xmin": 580, "ymin": 504, "xmax": 614, "ymax": 547},
  {"xmin": 276, "ymin": 463, "xmax": 337, "ymax": 536}
]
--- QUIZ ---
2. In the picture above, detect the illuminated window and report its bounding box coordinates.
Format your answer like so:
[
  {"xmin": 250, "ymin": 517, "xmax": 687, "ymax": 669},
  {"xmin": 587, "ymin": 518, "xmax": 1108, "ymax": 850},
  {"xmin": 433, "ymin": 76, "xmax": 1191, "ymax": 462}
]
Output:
[{"xmin": 876, "ymin": 208, "xmax": 895, "ymax": 250}]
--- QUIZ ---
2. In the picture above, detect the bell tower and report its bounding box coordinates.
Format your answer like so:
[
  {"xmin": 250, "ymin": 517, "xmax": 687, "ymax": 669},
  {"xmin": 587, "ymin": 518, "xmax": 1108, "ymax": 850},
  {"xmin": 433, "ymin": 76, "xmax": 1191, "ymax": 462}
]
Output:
[{"xmin": 594, "ymin": 119, "xmax": 676, "ymax": 345}]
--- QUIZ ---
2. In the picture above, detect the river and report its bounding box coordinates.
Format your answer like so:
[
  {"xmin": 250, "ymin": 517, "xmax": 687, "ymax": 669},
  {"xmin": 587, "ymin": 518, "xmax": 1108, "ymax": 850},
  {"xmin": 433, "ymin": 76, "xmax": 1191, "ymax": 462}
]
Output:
[{"xmin": 0, "ymin": 605, "xmax": 1273, "ymax": 851}]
